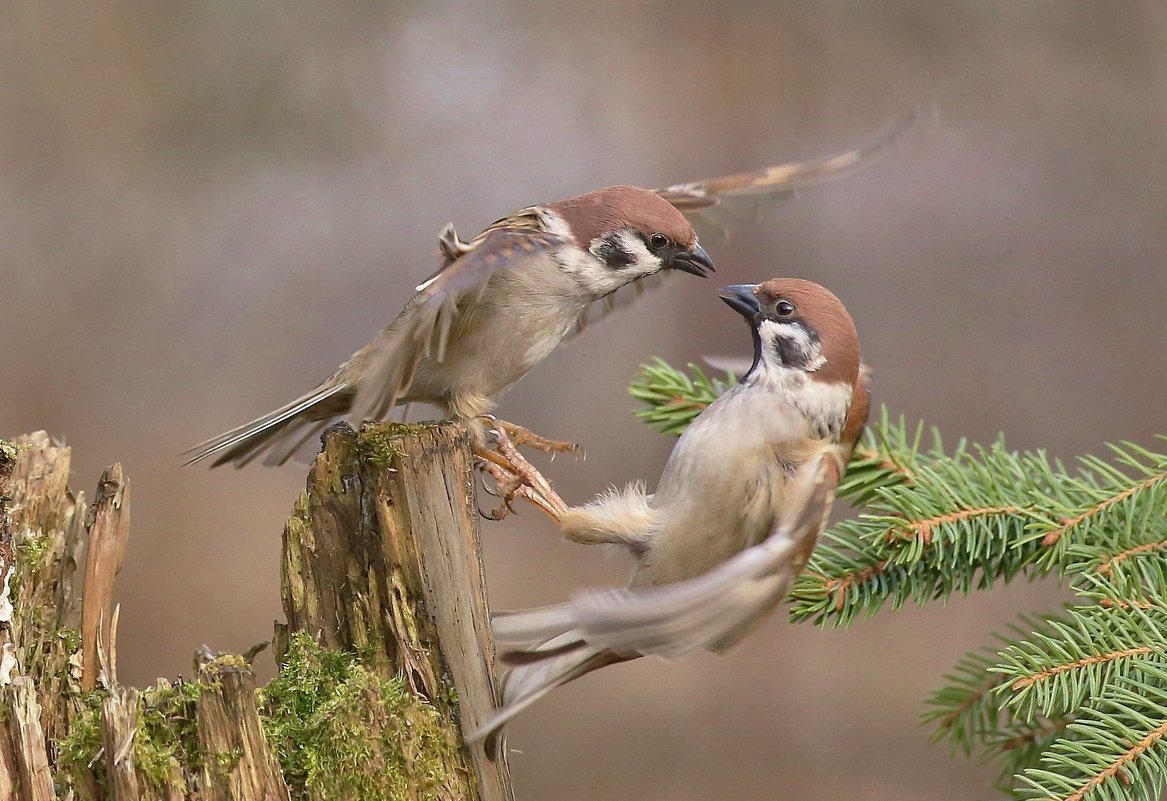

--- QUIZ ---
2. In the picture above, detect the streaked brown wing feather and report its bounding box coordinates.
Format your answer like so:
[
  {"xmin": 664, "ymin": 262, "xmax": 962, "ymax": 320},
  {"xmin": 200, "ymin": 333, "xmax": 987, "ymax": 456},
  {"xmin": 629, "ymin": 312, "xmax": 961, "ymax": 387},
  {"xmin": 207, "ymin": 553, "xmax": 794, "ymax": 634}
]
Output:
[
  {"xmin": 472, "ymin": 449, "xmax": 844, "ymax": 749},
  {"xmin": 185, "ymin": 220, "xmax": 560, "ymax": 468},
  {"xmin": 560, "ymin": 111, "xmax": 921, "ymax": 335},
  {"xmin": 841, "ymin": 363, "xmax": 873, "ymax": 457}
]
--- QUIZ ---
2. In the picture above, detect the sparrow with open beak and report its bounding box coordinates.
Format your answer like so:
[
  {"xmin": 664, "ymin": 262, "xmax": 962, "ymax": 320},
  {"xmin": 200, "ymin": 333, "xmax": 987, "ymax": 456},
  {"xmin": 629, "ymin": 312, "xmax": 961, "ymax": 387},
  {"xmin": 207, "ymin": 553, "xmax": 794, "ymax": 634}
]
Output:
[
  {"xmin": 472, "ymin": 278, "xmax": 869, "ymax": 753},
  {"xmin": 184, "ymin": 117, "xmax": 903, "ymax": 469}
]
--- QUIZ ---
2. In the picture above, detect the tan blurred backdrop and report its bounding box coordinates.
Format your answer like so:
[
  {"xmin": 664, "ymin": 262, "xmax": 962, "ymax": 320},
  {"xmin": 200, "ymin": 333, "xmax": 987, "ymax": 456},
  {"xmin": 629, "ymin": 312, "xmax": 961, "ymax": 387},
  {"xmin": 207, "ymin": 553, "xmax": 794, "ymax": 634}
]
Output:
[{"xmin": 3, "ymin": 2, "xmax": 1167, "ymax": 799}]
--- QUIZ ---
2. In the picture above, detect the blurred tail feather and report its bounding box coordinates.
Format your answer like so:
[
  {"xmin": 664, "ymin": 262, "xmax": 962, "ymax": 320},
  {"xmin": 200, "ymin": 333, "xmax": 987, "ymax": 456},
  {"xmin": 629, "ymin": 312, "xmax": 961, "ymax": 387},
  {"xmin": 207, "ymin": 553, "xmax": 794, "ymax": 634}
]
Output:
[
  {"xmin": 183, "ymin": 382, "xmax": 351, "ymax": 467},
  {"xmin": 471, "ymin": 612, "xmax": 630, "ymax": 758}
]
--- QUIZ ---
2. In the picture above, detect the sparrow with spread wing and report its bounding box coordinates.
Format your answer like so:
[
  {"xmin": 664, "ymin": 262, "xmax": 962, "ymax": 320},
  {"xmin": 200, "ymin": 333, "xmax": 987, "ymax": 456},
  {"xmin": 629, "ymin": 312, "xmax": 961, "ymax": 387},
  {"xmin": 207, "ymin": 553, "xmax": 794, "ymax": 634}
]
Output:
[
  {"xmin": 185, "ymin": 117, "xmax": 901, "ymax": 470},
  {"xmin": 472, "ymin": 278, "xmax": 869, "ymax": 754}
]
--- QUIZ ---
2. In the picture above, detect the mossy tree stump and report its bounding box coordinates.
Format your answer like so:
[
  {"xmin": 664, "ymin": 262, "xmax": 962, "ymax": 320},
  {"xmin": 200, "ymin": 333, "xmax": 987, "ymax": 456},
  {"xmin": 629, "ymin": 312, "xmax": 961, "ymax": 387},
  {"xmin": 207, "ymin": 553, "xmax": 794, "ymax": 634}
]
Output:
[
  {"xmin": 0, "ymin": 426, "xmax": 513, "ymax": 801},
  {"xmin": 278, "ymin": 422, "xmax": 511, "ymax": 801}
]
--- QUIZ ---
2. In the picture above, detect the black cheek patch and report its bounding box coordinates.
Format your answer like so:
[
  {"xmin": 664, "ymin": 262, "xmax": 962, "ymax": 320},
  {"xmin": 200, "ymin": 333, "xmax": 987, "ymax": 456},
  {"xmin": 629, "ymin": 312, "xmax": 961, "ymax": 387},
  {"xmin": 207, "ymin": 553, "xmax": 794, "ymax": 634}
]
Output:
[
  {"xmin": 770, "ymin": 323, "xmax": 820, "ymax": 369},
  {"xmin": 593, "ymin": 237, "xmax": 635, "ymax": 269}
]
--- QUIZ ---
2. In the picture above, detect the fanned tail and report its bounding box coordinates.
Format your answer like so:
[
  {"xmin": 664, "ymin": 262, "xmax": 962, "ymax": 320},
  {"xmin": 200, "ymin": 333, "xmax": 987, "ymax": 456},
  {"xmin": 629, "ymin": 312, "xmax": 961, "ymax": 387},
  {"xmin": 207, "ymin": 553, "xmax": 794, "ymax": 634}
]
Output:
[{"xmin": 183, "ymin": 381, "xmax": 353, "ymax": 468}]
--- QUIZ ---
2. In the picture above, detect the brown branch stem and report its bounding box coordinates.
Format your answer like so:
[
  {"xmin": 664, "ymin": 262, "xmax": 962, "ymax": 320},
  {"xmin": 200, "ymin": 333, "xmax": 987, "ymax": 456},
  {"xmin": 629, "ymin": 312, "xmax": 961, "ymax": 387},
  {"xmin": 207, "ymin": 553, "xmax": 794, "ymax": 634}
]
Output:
[
  {"xmin": 1010, "ymin": 646, "xmax": 1155, "ymax": 691},
  {"xmin": 1062, "ymin": 717, "xmax": 1167, "ymax": 801},
  {"xmin": 1042, "ymin": 471, "xmax": 1167, "ymax": 547}
]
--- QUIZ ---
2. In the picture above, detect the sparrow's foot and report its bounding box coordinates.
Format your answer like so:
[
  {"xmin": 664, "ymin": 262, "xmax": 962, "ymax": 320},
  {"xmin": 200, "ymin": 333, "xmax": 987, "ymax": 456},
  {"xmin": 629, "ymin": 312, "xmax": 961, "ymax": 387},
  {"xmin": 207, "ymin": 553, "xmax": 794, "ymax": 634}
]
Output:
[
  {"xmin": 473, "ymin": 424, "xmax": 569, "ymax": 522},
  {"xmin": 495, "ymin": 419, "xmax": 582, "ymax": 458}
]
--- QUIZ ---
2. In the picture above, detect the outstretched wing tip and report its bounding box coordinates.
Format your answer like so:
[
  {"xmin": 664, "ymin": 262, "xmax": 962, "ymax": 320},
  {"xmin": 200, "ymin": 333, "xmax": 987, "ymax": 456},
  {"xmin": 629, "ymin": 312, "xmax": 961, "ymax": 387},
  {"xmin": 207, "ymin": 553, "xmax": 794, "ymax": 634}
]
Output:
[{"xmin": 657, "ymin": 109, "xmax": 923, "ymax": 215}]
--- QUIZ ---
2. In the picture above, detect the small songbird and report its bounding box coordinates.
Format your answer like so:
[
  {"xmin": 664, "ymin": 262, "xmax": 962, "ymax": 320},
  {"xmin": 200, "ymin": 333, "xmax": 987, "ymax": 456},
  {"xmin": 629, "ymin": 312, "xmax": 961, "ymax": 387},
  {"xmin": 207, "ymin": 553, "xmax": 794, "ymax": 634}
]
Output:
[
  {"xmin": 184, "ymin": 118, "xmax": 906, "ymax": 468},
  {"xmin": 473, "ymin": 278, "xmax": 869, "ymax": 751}
]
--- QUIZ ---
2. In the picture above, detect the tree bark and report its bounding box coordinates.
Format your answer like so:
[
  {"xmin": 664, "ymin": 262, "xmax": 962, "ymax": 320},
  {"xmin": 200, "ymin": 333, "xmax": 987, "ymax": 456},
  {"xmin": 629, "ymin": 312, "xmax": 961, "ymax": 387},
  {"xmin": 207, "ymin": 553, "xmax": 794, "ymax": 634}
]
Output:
[{"xmin": 281, "ymin": 422, "xmax": 512, "ymax": 801}]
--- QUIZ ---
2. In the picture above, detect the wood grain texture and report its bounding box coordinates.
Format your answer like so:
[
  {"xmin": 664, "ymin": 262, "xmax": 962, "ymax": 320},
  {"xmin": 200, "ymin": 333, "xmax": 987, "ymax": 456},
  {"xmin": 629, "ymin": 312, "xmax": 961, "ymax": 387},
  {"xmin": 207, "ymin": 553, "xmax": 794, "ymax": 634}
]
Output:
[
  {"xmin": 81, "ymin": 464, "xmax": 131, "ymax": 691},
  {"xmin": 281, "ymin": 422, "xmax": 512, "ymax": 801},
  {"xmin": 0, "ymin": 429, "xmax": 508, "ymax": 798},
  {"xmin": 2, "ymin": 434, "xmax": 86, "ymax": 748},
  {"xmin": 196, "ymin": 659, "xmax": 290, "ymax": 801},
  {"xmin": 4, "ymin": 678, "xmax": 56, "ymax": 801}
]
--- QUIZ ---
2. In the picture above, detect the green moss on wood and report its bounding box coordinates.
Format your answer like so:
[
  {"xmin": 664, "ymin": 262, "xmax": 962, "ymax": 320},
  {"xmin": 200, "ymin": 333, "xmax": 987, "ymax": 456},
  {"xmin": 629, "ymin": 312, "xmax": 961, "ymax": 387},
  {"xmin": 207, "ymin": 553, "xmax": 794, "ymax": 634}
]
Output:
[
  {"xmin": 56, "ymin": 680, "xmax": 204, "ymax": 796},
  {"xmin": 56, "ymin": 690, "xmax": 107, "ymax": 793},
  {"xmin": 261, "ymin": 632, "xmax": 466, "ymax": 801},
  {"xmin": 356, "ymin": 421, "xmax": 440, "ymax": 469},
  {"xmin": 203, "ymin": 653, "xmax": 251, "ymax": 674},
  {"xmin": 15, "ymin": 528, "xmax": 52, "ymax": 574},
  {"xmin": 135, "ymin": 678, "xmax": 202, "ymax": 791},
  {"xmin": 0, "ymin": 439, "xmax": 19, "ymax": 464}
]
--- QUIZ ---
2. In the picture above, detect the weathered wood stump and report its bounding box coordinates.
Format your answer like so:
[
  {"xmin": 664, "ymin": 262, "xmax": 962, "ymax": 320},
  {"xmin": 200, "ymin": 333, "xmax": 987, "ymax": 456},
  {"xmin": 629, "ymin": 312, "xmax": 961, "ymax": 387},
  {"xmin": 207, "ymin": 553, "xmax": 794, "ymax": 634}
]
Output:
[
  {"xmin": 0, "ymin": 424, "xmax": 512, "ymax": 801},
  {"xmin": 280, "ymin": 421, "xmax": 511, "ymax": 801}
]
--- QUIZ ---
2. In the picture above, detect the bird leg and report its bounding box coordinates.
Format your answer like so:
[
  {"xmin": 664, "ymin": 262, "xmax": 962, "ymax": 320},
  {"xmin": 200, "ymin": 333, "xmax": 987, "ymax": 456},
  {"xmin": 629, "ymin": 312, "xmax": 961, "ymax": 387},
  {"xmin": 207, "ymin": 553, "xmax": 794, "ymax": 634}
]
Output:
[
  {"xmin": 494, "ymin": 419, "xmax": 582, "ymax": 458},
  {"xmin": 473, "ymin": 423, "xmax": 570, "ymax": 522}
]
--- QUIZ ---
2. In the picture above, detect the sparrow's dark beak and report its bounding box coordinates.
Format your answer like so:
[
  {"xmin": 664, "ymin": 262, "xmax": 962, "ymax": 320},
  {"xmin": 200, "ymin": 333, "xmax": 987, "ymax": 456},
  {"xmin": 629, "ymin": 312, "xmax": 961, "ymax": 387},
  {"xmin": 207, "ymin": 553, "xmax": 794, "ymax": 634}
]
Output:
[
  {"xmin": 719, "ymin": 284, "xmax": 761, "ymax": 318},
  {"xmin": 670, "ymin": 243, "xmax": 715, "ymax": 277}
]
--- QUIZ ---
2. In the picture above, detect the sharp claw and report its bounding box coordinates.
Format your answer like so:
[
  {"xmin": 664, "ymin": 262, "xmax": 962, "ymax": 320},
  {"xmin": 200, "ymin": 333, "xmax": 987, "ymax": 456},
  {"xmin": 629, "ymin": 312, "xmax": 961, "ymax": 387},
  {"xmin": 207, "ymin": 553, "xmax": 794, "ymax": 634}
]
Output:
[
  {"xmin": 481, "ymin": 504, "xmax": 507, "ymax": 521},
  {"xmin": 472, "ymin": 423, "xmax": 570, "ymax": 522}
]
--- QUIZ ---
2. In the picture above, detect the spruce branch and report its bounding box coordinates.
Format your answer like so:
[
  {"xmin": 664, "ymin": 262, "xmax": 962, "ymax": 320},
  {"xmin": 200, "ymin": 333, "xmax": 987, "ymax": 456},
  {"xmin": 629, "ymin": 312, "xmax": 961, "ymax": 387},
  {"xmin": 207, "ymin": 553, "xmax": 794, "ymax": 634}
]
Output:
[
  {"xmin": 987, "ymin": 716, "xmax": 1075, "ymax": 798},
  {"xmin": 1024, "ymin": 440, "xmax": 1167, "ymax": 568},
  {"xmin": 629, "ymin": 357, "xmax": 1167, "ymax": 801},
  {"xmin": 1063, "ymin": 494, "xmax": 1167, "ymax": 600},
  {"xmin": 922, "ymin": 642, "xmax": 1013, "ymax": 755},
  {"xmin": 991, "ymin": 605, "xmax": 1167, "ymax": 721},
  {"xmin": 1015, "ymin": 667, "xmax": 1167, "ymax": 801},
  {"xmin": 629, "ymin": 358, "xmax": 736, "ymax": 436},
  {"xmin": 630, "ymin": 359, "xmax": 1167, "ymax": 626}
]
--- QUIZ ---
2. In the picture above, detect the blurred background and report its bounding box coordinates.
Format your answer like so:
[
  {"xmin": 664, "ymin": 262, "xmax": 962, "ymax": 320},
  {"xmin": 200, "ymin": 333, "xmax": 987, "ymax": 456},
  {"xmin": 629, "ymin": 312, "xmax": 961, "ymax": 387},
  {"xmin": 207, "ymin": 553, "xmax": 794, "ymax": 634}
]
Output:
[{"xmin": 3, "ymin": 1, "xmax": 1166, "ymax": 798}]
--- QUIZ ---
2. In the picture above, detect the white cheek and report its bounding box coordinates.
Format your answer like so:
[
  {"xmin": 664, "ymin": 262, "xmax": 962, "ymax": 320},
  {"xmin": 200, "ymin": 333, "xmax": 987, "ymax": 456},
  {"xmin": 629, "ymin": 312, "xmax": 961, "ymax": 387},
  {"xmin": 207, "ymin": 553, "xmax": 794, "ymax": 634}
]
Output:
[
  {"xmin": 543, "ymin": 210, "xmax": 664, "ymax": 297},
  {"xmin": 613, "ymin": 230, "xmax": 662, "ymax": 276},
  {"xmin": 565, "ymin": 230, "xmax": 663, "ymax": 297}
]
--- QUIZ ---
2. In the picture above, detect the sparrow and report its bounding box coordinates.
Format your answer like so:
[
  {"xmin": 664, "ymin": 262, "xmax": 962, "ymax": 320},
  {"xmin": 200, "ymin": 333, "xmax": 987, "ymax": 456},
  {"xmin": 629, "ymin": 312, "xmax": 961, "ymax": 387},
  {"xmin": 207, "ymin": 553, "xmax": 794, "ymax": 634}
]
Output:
[
  {"xmin": 184, "ymin": 116, "xmax": 905, "ymax": 468},
  {"xmin": 472, "ymin": 278, "xmax": 869, "ymax": 752}
]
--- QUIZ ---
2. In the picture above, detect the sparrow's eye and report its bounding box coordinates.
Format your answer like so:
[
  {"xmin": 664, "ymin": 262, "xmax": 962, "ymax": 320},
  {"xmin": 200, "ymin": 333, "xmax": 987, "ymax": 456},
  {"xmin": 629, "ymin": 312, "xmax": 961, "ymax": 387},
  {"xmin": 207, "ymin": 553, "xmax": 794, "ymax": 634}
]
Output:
[
  {"xmin": 649, "ymin": 233, "xmax": 670, "ymax": 250},
  {"xmin": 776, "ymin": 300, "xmax": 796, "ymax": 317}
]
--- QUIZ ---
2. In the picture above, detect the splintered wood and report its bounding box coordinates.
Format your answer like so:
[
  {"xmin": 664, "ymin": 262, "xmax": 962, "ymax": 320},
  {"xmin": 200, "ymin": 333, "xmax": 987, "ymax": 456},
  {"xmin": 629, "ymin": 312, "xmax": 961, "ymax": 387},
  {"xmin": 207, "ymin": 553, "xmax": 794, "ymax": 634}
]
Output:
[
  {"xmin": 0, "ymin": 426, "xmax": 511, "ymax": 801},
  {"xmin": 82, "ymin": 465, "xmax": 131, "ymax": 692},
  {"xmin": 1, "ymin": 433, "xmax": 82, "ymax": 800},
  {"xmin": 196, "ymin": 660, "xmax": 290, "ymax": 801}
]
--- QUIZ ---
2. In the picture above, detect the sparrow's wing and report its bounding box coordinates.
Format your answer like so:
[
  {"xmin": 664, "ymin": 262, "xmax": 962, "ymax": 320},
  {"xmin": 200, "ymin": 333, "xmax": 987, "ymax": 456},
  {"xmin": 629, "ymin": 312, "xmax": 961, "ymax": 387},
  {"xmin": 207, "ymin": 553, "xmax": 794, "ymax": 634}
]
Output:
[
  {"xmin": 350, "ymin": 223, "xmax": 563, "ymax": 421},
  {"xmin": 566, "ymin": 446, "xmax": 845, "ymax": 659},
  {"xmin": 841, "ymin": 363, "xmax": 873, "ymax": 457},
  {"xmin": 184, "ymin": 221, "xmax": 561, "ymax": 467},
  {"xmin": 472, "ymin": 449, "xmax": 842, "ymax": 750},
  {"xmin": 656, "ymin": 109, "xmax": 918, "ymax": 239},
  {"xmin": 563, "ymin": 112, "xmax": 917, "ymax": 342}
]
